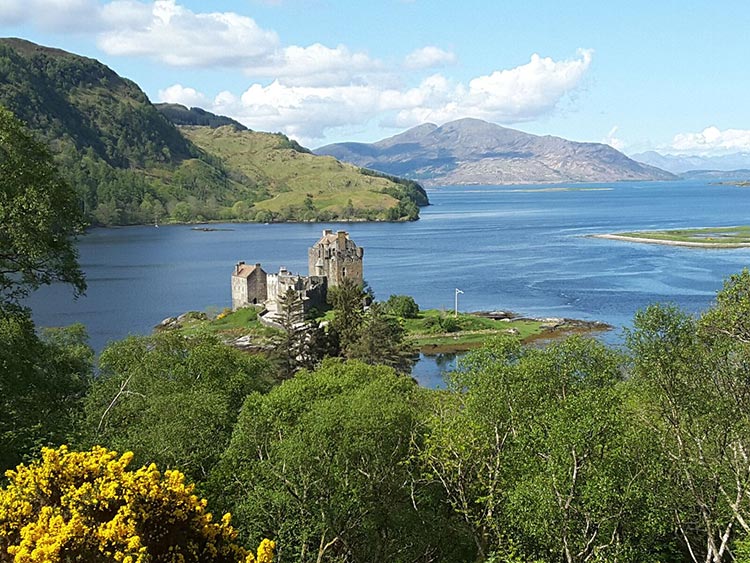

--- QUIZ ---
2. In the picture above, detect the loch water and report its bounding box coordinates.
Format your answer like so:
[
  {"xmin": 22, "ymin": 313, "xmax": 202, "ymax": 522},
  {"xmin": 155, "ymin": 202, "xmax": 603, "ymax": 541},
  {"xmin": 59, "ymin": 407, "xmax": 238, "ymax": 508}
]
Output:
[{"xmin": 27, "ymin": 180, "xmax": 750, "ymax": 385}]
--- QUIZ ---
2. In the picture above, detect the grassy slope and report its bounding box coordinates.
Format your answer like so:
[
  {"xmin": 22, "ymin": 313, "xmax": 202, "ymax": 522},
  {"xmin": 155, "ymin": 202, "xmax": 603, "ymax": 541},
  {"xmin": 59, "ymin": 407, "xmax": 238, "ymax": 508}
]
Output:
[
  {"xmin": 162, "ymin": 307, "xmax": 280, "ymax": 341},
  {"xmin": 180, "ymin": 126, "xmax": 402, "ymax": 216}
]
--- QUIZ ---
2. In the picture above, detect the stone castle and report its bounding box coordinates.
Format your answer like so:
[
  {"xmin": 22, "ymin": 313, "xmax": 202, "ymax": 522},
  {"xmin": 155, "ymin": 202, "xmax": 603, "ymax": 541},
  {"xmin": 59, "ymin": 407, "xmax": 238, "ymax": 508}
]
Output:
[{"xmin": 231, "ymin": 230, "xmax": 364, "ymax": 316}]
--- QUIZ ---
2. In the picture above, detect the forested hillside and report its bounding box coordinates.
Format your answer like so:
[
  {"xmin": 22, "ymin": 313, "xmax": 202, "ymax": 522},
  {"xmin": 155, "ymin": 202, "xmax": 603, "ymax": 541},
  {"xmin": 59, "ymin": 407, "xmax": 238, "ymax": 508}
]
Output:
[{"xmin": 0, "ymin": 38, "xmax": 427, "ymax": 225}]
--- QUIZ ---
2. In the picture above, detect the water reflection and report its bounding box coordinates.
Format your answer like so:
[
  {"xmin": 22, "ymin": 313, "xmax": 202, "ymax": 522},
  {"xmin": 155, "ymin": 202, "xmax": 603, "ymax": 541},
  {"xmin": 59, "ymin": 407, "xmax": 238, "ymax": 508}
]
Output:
[{"xmin": 411, "ymin": 352, "xmax": 460, "ymax": 388}]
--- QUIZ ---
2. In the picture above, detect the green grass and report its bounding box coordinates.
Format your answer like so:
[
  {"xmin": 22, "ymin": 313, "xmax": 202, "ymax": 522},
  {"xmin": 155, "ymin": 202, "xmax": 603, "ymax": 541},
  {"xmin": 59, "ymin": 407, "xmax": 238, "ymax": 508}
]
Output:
[
  {"xmin": 168, "ymin": 306, "xmax": 605, "ymax": 356},
  {"xmin": 617, "ymin": 226, "xmax": 750, "ymax": 245},
  {"xmin": 180, "ymin": 126, "xmax": 407, "ymax": 219},
  {"xmin": 171, "ymin": 307, "xmax": 280, "ymax": 340},
  {"xmin": 404, "ymin": 310, "xmax": 548, "ymax": 352}
]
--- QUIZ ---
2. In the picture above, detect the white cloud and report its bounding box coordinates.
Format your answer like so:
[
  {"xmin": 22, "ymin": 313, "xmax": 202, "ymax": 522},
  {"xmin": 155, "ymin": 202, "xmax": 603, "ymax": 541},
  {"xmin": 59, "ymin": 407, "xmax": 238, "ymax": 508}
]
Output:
[
  {"xmin": 99, "ymin": 0, "xmax": 152, "ymax": 29},
  {"xmin": 2, "ymin": 1, "xmax": 593, "ymax": 144},
  {"xmin": 403, "ymin": 46, "xmax": 457, "ymax": 70},
  {"xmin": 603, "ymin": 125, "xmax": 625, "ymax": 151},
  {"xmin": 0, "ymin": 0, "xmax": 101, "ymax": 32},
  {"xmin": 157, "ymin": 84, "xmax": 208, "ymax": 107},
  {"xmin": 252, "ymin": 43, "xmax": 385, "ymax": 87},
  {"xmin": 671, "ymin": 126, "xmax": 750, "ymax": 154},
  {"xmin": 392, "ymin": 49, "xmax": 593, "ymax": 126},
  {"xmin": 157, "ymin": 49, "xmax": 594, "ymax": 145},
  {"xmin": 0, "ymin": 0, "xmax": 281, "ymax": 66},
  {"xmin": 97, "ymin": 0, "xmax": 279, "ymax": 67}
]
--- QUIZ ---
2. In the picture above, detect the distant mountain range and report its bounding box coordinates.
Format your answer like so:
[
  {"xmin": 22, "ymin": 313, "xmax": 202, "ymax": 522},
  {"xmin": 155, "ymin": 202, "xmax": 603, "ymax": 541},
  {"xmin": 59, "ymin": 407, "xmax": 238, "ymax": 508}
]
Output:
[
  {"xmin": 677, "ymin": 169, "xmax": 750, "ymax": 181},
  {"xmin": 316, "ymin": 118, "xmax": 675, "ymax": 185},
  {"xmin": 631, "ymin": 151, "xmax": 750, "ymax": 175}
]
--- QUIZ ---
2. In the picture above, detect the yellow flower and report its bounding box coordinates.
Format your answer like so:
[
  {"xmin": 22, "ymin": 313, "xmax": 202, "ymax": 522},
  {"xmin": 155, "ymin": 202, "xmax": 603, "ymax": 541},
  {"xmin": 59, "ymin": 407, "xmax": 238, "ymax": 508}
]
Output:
[{"xmin": 0, "ymin": 446, "xmax": 275, "ymax": 563}]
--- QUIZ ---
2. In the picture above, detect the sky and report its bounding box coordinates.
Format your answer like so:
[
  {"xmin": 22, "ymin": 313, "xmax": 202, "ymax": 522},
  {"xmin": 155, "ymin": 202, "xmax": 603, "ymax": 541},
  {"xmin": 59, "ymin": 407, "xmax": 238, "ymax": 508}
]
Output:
[{"xmin": 1, "ymin": 0, "xmax": 749, "ymax": 154}]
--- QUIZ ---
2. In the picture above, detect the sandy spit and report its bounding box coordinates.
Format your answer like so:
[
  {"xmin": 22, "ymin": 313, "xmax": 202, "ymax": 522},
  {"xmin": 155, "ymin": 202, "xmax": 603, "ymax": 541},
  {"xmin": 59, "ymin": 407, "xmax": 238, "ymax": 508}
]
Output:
[{"xmin": 590, "ymin": 234, "xmax": 750, "ymax": 248}]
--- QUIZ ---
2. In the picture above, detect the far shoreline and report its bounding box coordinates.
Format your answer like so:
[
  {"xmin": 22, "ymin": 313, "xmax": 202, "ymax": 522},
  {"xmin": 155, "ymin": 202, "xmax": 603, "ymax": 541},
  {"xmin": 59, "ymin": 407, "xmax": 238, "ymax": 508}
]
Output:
[{"xmin": 590, "ymin": 233, "xmax": 750, "ymax": 249}]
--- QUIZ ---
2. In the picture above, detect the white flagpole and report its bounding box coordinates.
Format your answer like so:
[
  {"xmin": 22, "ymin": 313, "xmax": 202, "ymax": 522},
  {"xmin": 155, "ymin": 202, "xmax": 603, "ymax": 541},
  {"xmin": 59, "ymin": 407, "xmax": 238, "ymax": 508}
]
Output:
[{"xmin": 455, "ymin": 288, "xmax": 464, "ymax": 317}]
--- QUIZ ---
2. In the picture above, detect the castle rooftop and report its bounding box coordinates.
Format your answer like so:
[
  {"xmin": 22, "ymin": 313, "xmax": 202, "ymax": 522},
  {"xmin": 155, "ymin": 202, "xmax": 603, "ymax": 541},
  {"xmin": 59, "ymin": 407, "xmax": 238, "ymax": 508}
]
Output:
[{"xmin": 233, "ymin": 262, "xmax": 263, "ymax": 278}]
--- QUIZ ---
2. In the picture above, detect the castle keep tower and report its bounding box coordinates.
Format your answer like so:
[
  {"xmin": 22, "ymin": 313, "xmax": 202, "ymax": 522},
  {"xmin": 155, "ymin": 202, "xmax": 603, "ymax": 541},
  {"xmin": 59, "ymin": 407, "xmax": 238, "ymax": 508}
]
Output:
[{"xmin": 308, "ymin": 230, "xmax": 364, "ymax": 287}]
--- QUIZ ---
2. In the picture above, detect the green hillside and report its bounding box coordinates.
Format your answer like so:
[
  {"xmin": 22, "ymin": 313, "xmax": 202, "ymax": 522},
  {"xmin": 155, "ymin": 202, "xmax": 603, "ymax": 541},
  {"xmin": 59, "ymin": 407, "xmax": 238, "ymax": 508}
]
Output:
[
  {"xmin": 0, "ymin": 38, "xmax": 427, "ymax": 225},
  {"xmin": 179, "ymin": 125, "xmax": 427, "ymax": 221}
]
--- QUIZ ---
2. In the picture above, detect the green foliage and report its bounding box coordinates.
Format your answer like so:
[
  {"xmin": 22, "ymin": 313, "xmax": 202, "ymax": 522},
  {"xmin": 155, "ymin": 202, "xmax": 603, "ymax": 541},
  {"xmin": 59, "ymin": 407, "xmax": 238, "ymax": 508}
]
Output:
[
  {"xmin": 358, "ymin": 167, "xmax": 430, "ymax": 206},
  {"xmin": 182, "ymin": 126, "xmax": 427, "ymax": 222},
  {"xmin": 699, "ymin": 267, "xmax": 750, "ymax": 343},
  {"xmin": 269, "ymin": 288, "xmax": 328, "ymax": 378},
  {"xmin": 211, "ymin": 360, "xmax": 470, "ymax": 563},
  {"xmin": 416, "ymin": 336, "xmax": 671, "ymax": 562},
  {"xmin": 347, "ymin": 303, "xmax": 415, "ymax": 373},
  {"xmin": 155, "ymin": 102, "xmax": 248, "ymax": 129},
  {"xmin": 0, "ymin": 312, "xmax": 93, "ymax": 474},
  {"xmin": 627, "ymin": 295, "xmax": 750, "ymax": 562},
  {"xmin": 82, "ymin": 332, "xmax": 273, "ymax": 483},
  {"xmin": 0, "ymin": 39, "xmax": 428, "ymax": 226},
  {"xmin": 0, "ymin": 40, "xmax": 193, "ymax": 168},
  {"xmin": 0, "ymin": 106, "xmax": 85, "ymax": 306},
  {"xmin": 326, "ymin": 278, "xmax": 367, "ymax": 354},
  {"xmin": 382, "ymin": 294, "xmax": 420, "ymax": 318}
]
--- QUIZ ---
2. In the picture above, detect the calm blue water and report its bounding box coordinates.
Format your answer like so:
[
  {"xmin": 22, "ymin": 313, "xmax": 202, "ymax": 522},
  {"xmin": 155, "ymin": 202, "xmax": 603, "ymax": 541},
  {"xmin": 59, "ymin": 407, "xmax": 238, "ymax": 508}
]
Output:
[{"xmin": 27, "ymin": 180, "xmax": 750, "ymax": 385}]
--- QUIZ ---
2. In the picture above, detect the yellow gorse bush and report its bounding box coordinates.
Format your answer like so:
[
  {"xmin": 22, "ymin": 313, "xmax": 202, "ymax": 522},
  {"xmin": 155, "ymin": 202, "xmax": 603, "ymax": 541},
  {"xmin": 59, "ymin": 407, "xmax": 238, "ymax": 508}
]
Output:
[{"xmin": 0, "ymin": 446, "xmax": 275, "ymax": 563}]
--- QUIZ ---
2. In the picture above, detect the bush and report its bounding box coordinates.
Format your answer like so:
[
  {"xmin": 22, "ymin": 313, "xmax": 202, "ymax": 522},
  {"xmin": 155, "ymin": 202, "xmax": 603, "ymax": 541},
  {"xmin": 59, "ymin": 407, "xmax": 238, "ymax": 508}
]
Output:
[
  {"xmin": 0, "ymin": 446, "xmax": 275, "ymax": 563},
  {"xmin": 439, "ymin": 315, "xmax": 460, "ymax": 333},
  {"xmin": 382, "ymin": 295, "xmax": 420, "ymax": 318}
]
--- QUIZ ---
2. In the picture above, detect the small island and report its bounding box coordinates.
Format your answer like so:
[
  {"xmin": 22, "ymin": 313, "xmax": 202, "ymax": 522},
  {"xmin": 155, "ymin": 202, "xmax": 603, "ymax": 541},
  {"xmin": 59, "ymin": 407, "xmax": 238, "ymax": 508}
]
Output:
[
  {"xmin": 155, "ymin": 230, "xmax": 611, "ymax": 363},
  {"xmin": 157, "ymin": 306, "xmax": 611, "ymax": 356},
  {"xmin": 592, "ymin": 226, "xmax": 750, "ymax": 248}
]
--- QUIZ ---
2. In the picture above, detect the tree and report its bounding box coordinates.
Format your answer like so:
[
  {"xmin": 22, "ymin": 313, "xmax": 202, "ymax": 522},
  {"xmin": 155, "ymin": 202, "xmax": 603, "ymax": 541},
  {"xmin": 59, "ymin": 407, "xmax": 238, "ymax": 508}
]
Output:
[
  {"xmin": 0, "ymin": 445, "xmax": 275, "ymax": 563},
  {"xmin": 382, "ymin": 294, "xmax": 420, "ymax": 318},
  {"xmin": 699, "ymin": 268, "xmax": 750, "ymax": 344},
  {"xmin": 347, "ymin": 303, "xmax": 415, "ymax": 373},
  {"xmin": 326, "ymin": 277, "xmax": 367, "ymax": 355},
  {"xmin": 628, "ymin": 290, "xmax": 750, "ymax": 562},
  {"xmin": 417, "ymin": 336, "xmax": 669, "ymax": 562},
  {"xmin": 270, "ymin": 288, "xmax": 328, "ymax": 378},
  {"xmin": 0, "ymin": 316, "xmax": 93, "ymax": 474},
  {"xmin": 505, "ymin": 337, "xmax": 667, "ymax": 563},
  {"xmin": 82, "ymin": 332, "xmax": 273, "ymax": 483},
  {"xmin": 0, "ymin": 107, "xmax": 85, "ymax": 308},
  {"xmin": 211, "ymin": 360, "xmax": 466, "ymax": 563}
]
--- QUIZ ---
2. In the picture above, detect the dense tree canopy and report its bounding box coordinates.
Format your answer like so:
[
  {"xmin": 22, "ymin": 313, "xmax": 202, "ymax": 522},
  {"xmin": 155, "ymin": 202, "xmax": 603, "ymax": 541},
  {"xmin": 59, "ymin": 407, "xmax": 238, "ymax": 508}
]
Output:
[
  {"xmin": 83, "ymin": 332, "xmax": 273, "ymax": 482},
  {"xmin": 0, "ymin": 318, "xmax": 93, "ymax": 474},
  {"xmin": 0, "ymin": 106, "xmax": 85, "ymax": 307},
  {"xmin": 211, "ymin": 360, "xmax": 470, "ymax": 563}
]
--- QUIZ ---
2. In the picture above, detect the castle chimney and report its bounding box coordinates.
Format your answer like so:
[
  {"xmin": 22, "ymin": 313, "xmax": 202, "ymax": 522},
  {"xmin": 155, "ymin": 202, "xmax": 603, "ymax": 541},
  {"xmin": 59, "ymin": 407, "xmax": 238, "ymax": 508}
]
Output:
[
  {"xmin": 337, "ymin": 230, "xmax": 347, "ymax": 246},
  {"xmin": 235, "ymin": 261, "xmax": 245, "ymax": 274},
  {"xmin": 255, "ymin": 263, "xmax": 261, "ymax": 269},
  {"xmin": 323, "ymin": 229, "xmax": 332, "ymax": 236}
]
